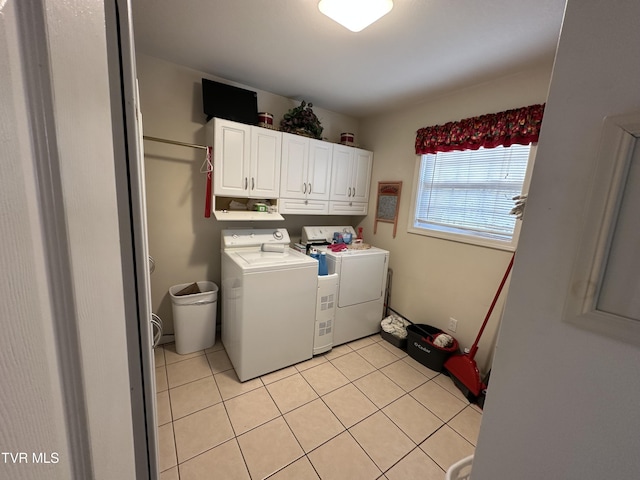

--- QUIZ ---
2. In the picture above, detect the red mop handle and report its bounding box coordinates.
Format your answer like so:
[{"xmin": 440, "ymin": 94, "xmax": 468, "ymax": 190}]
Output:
[{"xmin": 468, "ymin": 253, "xmax": 515, "ymax": 359}]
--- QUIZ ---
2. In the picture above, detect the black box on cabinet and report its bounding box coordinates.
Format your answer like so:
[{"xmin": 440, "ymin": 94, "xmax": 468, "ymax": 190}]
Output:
[{"xmin": 202, "ymin": 78, "xmax": 258, "ymax": 125}]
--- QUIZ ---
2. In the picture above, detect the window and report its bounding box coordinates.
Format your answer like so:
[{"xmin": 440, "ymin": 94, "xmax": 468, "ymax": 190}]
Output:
[{"xmin": 409, "ymin": 144, "xmax": 535, "ymax": 250}]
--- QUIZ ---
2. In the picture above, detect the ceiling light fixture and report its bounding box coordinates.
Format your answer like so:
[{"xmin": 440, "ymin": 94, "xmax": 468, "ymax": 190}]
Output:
[{"xmin": 318, "ymin": 0, "xmax": 394, "ymax": 33}]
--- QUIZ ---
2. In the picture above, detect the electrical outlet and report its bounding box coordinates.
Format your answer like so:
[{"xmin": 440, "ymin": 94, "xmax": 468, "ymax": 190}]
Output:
[{"xmin": 448, "ymin": 317, "xmax": 458, "ymax": 332}]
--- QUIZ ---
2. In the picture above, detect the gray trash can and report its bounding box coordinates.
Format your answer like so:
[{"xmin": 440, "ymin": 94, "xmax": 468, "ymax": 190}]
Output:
[{"xmin": 169, "ymin": 281, "xmax": 218, "ymax": 355}]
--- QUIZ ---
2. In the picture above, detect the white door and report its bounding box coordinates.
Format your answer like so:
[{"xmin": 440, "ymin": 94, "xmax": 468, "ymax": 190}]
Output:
[
  {"xmin": 105, "ymin": 1, "xmax": 159, "ymax": 477},
  {"xmin": 250, "ymin": 126, "xmax": 281, "ymax": 198},
  {"xmin": 1, "ymin": 0, "xmax": 144, "ymax": 478},
  {"xmin": 280, "ymin": 132, "xmax": 308, "ymax": 199},
  {"xmin": 337, "ymin": 254, "xmax": 386, "ymax": 307},
  {"xmin": 352, "ymin": 149, "xmax": 373, "ymax": 202},
  {"xmin": 471, "ymin": 2, "xmax": 640, "ymax": 479},
  {"xmin": 213, "ymin": 119, "xmax": 251, "ymax": 196},
  {"xmin": 308, "ymin": 139, "xmax": 333, "ymax": 200},
  {"xmin": 330, "ymin": 144, "xmax": 354, "ymax": 201}
]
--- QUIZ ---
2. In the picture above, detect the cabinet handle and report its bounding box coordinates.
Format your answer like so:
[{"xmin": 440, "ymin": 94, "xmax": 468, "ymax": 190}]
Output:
[
  {"xmin": 244, "ymin": 177, "xmax": 248, "ymax": 190},
  {"xmin": 348, "ymin": 187, "xmax": 352, "ymax": 197},
  {"xmin": 308, "ymin": 183, "xmax": 312, "ymax": 194},
  {"xmin": 353, "ymin": 187, "xmax": 356, "ymax": 197},
  {"xmin": 252, "ymin": 177, "xmax": 255, "ymax": 190},
  {"xmin": 303, "ymin": 183, "xmax": 307, "ymax": 194}
]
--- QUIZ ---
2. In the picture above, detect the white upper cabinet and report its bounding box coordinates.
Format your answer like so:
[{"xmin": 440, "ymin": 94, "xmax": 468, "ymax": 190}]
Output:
[
  {"xmin": 280, "ymin": 133, "xmax": 309, "ymax": 200},
  {"xmin": 330, "ymin": 145, "xmax": 373, "ymax": 203},
  {"xmin": 308, "ymin": 139, "xmax": 333, "ymax": 200},
  {"xmin": 213, "ymin": 119, "xmax": 250, "ymax": 196},
  {"xmin": 212, "ymin": 118, "xmax": 372, "ymax": 216},
  {"xmin": 329, "ymin": 145, "xmax": 353, "ymax": 201},
  {"xmin": 351, "ymin": 148, "xmax": 373, "ymax": 202},
  {"xmin": 250, "ymin": 126, "xmax": 282, "ymax": 198},
  {"xmin": 279, "ymin": 133, "xmax": 333, "ymax": 214},
  {"xmin": 213, "ymin": 118, "xmax": 281, "ymax": 198}
]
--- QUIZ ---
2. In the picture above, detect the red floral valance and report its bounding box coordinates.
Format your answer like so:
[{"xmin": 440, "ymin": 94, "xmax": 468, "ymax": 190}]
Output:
[{"xmin": 415, "ymin": 104, "xmax": 545, "ymax": 155}]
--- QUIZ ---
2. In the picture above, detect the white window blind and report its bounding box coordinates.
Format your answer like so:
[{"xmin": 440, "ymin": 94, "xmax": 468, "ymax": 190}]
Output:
[{"xmin": 413, "ymin": 144, "xmax": 531, "ymax": 244}]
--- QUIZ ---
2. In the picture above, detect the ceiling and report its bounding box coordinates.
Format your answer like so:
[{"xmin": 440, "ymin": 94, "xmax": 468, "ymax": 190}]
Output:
[{"xmin": 131, "ymin": 0, "xmax": 566, "ymax": 118}]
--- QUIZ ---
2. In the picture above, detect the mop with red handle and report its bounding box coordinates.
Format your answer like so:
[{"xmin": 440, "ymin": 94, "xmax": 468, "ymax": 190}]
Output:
[{"xmin": 444, "ymin": 252, "xmax": 515, "ymax": 399}]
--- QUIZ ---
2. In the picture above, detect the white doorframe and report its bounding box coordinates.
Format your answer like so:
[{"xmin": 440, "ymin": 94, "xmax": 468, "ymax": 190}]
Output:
[
  {"xmin": 1, "ymin": 0, "xmax": 148, "ymax": 477},
  {"xmin": 104, "ymin": 0, "xmax": 159, "ymax": 477}
]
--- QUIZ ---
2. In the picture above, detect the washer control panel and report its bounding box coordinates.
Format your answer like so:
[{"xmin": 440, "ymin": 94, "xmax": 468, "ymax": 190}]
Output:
[{"xmin": 222, "ymin": 228, "xmax": 290, "ymax": 249}]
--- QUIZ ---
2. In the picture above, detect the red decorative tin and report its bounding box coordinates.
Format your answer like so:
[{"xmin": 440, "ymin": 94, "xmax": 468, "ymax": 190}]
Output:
[
  {"xmin": 258, "ymin": 112, "xmax": 274, "ymax": 126},
  {"xmin": 340, "ymin": 132, "xmax": 355, "ymax": 144}
]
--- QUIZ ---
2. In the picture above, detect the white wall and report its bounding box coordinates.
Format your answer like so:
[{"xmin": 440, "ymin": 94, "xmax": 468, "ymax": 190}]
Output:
[
  {"xmin": 136, "ymin": 55, "xmax": 361, "ymax": 333},
  {"xmin": 472, "ymin": 1, "xmax": 640, "ymax": 478},
  {"xmin": 358, "ymin": 64, "xmax": 553, "ymax": 371}
]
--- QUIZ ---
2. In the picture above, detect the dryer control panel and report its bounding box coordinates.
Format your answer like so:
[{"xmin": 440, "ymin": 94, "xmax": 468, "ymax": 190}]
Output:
[{"xmin": 301, "ymin": 226, "xmax": 356, "ymax": 245}]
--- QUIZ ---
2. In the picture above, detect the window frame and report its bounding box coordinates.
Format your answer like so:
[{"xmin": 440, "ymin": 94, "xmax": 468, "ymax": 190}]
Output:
[{"xmin": 407, "ymin": 144, "xmax": 537, "ymax": 251}]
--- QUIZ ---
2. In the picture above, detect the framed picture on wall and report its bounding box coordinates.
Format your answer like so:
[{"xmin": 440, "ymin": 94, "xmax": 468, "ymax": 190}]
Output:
[{"xmin": 374, "ymin": 181, "xmax": 402, "ymax": 238}]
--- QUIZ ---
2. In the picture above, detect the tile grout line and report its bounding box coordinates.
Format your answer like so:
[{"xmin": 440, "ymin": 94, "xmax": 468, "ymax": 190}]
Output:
[
  {"xmin": 296, "ymin": 353, "xmax": 404, "ymax": 476},
  {"xmin": 291, "ymin": 345, "xmax": 453, "ymax": 466},
  {"xmin": 167, "ymin": 354, "xmax": 232, "ymax": 473},
  {"xmin": 341, "ymin": 428, "xmax": 384, "ymax": 478},
  {"xmin": 160, "ymin": 335, "xmax": 479, "ymax": 479},
  {"xmin": 419, "ymin": 423, "xmax": 469, "ymax": 472},
  {"xmin": 232, "ymin": 435, "xmax": 253, "ymax": 479},
  {"xmin": 226, "ymin": 376, "xmax": 277, "ymax": 480},
  {"xmin": 266, "ymin": 351, "xmax": 382, "ymax": 477},
  {"xmin": 337, "ymin": 376, "xmax": 440, "ymax": 477},
  {"xmin": 319, "ymin": 339, "xmax": 474, "ymax": 476}
]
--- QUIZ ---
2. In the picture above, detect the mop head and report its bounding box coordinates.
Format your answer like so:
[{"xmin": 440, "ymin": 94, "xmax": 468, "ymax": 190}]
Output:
[
  {"xmin": 381, "ymin": 314, "xmax": 410, "ymax": 339},
  {"xmin": 433, "ymin": 333, "xmax": 454, "ymax": 348}
]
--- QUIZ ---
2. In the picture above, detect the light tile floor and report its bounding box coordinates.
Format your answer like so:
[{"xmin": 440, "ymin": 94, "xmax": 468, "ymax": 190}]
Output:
[{"xmin": 154, "ymin": 334, "xmax": 481, "ymax": 480}]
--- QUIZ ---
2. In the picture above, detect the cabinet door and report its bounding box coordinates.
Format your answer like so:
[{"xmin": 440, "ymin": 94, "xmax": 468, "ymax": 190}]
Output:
[
  {"xmin": 280, "ymin": 133, "xmax": 309, "ymax": 199},
  {"xmin": 213, "ymin": 119, "xmax": 251, "ymax": 196},
  {"xmin": 307, "ymin": 139, "xmax": 333, "ymax": 200},
  {"xmin": 328, "ymin": 201, "xmax": 368, "ymax": 215},
  {"xmin": 351, "ymin": 149, "xmax": 373, "ymax": 202},
  {"xmin": 330, "ymin": 144, "xmax": 354, "ymax": 201},
  {"xmin": 279, "ymin": 198, "xmax": 329, "ymax": 215},
  {"xmin": 250, "ymin": 127, "xmax": 281, "ymax": 198}
]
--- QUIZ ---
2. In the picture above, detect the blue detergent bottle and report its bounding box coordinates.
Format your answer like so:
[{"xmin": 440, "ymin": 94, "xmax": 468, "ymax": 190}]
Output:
[{"xmin": 318, "ymin": 252, "xmax": 328, "ymax": 276}]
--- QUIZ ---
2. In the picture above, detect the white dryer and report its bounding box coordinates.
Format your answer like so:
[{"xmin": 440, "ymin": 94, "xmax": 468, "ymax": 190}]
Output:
[
  {"xmin": 301, "ymin": 226, "xmax": 389, "ymax": 346},
  {"xmin": 221, "ymin": 228, "xmax": 318, "ymax": 381}
]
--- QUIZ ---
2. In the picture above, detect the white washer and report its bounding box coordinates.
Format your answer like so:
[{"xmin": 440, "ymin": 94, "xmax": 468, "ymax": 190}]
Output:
[
  {"xmin": 221, "ymin": 228, "xmax": 318, "ymax": 381},
  {"xmin": 302, "ymin": 226, "xmax": 389, "ymax": 346}
]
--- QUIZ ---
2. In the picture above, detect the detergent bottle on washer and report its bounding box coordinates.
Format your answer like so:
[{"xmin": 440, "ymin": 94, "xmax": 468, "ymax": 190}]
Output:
[{"xmin": 318, "ymin": 252, "xmax": 328, "ymax": 276}]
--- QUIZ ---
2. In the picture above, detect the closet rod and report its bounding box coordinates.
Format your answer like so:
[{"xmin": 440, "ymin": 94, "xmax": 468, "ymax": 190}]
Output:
[{"xmin": 143, "ymin": 135, "xmax": 208, "ymax": 150}]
